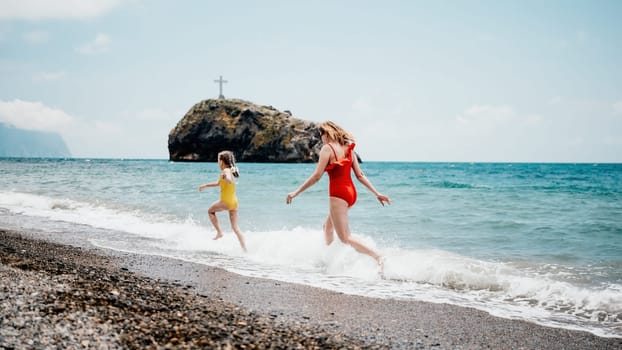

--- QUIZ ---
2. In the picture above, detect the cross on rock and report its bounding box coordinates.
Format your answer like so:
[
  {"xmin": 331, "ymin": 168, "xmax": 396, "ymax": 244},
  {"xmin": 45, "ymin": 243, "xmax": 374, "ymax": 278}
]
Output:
[{"xmin": 214, "ymin": 75, "xmax": 228, "ymax": 99}]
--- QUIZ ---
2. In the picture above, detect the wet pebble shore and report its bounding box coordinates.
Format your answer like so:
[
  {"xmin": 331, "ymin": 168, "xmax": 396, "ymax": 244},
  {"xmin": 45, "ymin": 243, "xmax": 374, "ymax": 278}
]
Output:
[
  {"xmin": 0, "ymin": 230, "xmax": 386, "ymax": 349},
  {"xmin": 2, "ymin": 228, "xmax": 621, "ymax": 350}
]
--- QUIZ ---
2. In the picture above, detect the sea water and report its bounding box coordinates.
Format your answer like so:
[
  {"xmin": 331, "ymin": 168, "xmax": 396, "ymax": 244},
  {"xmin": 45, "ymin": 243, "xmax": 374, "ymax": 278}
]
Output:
[{"xmin": 0, "ymin": 158, "xmax": 620, "ymax": 337}]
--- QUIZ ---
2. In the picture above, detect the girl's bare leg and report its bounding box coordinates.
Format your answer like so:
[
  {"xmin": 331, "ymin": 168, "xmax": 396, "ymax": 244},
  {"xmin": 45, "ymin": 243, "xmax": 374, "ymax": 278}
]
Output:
[
  {"xmin": 329, "ymin": 197, "xmax": 383, "ymax": 268},
  {"xmin": 228, "ymin": 210, "xmax": 247, "ymax": 252},
  {"xmin": 208, "ymin": 201, "xmax": 228, "ymax": 240},
  {"xmin": 323, "ymin": 214, "xmax": 335, "ymax": 245}
]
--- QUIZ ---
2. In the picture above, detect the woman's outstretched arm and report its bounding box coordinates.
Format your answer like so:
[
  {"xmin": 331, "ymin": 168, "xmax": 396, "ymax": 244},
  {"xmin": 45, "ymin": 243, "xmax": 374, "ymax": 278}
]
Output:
[
  {"xmin": 351, "ymin": 153, "xmax": 391, "ymax": 206},
  {"xmin": 286, "ymin": 145, "xmax": 332, "ymax": 204}
]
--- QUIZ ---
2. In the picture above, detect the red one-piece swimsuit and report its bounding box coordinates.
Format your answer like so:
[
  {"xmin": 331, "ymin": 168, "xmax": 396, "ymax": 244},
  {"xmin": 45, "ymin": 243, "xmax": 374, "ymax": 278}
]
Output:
[{"xmin": 325, "ymin": 143, "xmax": 357, "ymax": 207}]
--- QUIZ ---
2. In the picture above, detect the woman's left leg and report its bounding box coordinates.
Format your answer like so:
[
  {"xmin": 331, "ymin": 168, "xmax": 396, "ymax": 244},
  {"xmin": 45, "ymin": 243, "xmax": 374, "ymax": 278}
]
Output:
[
  {"xmin": 323, "ymin": 215, "xmax": 335, "ymax": 245},
  {"xmin": 329, "ymin": 197, "xmax": 382, "ymax": 265}
]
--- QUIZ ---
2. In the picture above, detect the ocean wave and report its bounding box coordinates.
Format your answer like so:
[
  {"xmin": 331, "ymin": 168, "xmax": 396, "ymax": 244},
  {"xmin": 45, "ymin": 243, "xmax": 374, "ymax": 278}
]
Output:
[
  {"xmin": 1, "ymin": 190, "xmax": 620, "ymax": 337},
  {"xmin": 431, "ymin": 180, "xmax": 475, "ymax": 189}
]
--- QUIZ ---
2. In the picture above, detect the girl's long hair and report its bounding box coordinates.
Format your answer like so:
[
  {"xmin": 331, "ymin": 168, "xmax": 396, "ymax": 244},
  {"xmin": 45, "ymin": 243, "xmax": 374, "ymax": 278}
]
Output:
[
  {"xmin": 318, "ymin": 121, "xmax": 354, "ymax": 146},
  {"xmin": 218, "ymin": 151, "xmax": 239, "ymax": 177}
]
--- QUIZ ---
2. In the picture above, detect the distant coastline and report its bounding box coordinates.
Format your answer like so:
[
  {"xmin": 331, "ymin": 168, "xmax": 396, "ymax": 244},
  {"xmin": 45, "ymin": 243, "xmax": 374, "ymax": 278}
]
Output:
[
  {"xmin": 0, "ymin": 123, "xmax": 71, "ymax": 158},
  {"xmin": 1, "ymin": 156, "xmax": 619, "ymax": 165}
]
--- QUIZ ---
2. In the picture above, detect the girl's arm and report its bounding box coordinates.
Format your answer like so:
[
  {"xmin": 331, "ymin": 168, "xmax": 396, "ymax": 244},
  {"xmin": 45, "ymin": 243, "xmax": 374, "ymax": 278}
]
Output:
[
  {"xmin": 198, "ymin": 176, "xmax": 220, "ymax": 191},
  {"xmin": 221, "ymin": 168, "xmax": 235, "ymax": 183},
  {"xmin": 286, "ymin": 145, "xmax": 332, "ymax": 204},
  {"xmin": 351, "ymin": 153, "xmax": 391, "ymax": 206}
]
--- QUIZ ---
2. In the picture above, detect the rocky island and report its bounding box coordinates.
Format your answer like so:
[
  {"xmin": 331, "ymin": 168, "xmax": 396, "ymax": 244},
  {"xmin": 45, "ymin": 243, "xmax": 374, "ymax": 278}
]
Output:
[{"xmin": 168, "ymin": 99, "xmax": 321, "ymax": 162}]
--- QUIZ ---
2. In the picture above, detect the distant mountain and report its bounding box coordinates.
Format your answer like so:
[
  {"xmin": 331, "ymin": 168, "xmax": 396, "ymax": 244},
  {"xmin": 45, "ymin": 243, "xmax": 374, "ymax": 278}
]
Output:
[{"xmin": 0, "ymin": 123, "xmax": 71, "ymax": 158}]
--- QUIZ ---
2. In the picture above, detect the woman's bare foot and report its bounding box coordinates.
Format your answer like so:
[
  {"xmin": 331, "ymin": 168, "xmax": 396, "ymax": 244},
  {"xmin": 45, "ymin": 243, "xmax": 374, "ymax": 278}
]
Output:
[
  {"xmin": 213, "ymin": 233, "xmax": 223, "ymax": 240},
  {"xmin": 377, "ymin": 256, "xmax": 385, "ymax": 272}
]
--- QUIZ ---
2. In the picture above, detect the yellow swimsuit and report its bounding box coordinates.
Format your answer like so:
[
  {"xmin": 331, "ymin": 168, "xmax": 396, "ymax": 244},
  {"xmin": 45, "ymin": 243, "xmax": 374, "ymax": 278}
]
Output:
[{"xmin": 219, "ymin": 177, "xmax": 238, "ymax": 210}]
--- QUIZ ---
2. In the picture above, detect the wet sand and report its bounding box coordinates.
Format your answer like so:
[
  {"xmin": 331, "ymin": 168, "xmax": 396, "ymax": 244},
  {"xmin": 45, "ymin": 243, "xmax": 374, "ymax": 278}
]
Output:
[{"xmin": 1, "ymin": 228, "xmax": 620, "ymax": 349}]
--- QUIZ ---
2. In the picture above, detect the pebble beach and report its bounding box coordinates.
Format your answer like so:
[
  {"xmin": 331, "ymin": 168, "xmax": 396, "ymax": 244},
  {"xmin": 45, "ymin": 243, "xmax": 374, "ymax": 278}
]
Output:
[{"xmin": 1, "ymin": 228, "xmax": 620, "ymax": 349}]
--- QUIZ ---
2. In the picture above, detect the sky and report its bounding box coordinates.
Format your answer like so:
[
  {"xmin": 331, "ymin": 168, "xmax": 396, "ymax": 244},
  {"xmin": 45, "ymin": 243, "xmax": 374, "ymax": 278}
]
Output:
[{"xmin": 0, "ymin": 0, "xmax": 621, "ymax": 162}]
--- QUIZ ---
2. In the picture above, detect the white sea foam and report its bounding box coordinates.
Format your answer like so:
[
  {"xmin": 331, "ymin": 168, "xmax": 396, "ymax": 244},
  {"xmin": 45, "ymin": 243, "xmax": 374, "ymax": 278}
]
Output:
[{"xmin": 1, "ymin": 190, "xmax": 620, "ymax": 337}]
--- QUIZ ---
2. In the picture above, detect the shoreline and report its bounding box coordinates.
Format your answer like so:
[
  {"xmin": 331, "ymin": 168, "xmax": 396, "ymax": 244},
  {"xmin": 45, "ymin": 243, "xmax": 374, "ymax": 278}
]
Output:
[{"xmin": 1, "ymin": 228, "xmax": 620, "ymax": 349}]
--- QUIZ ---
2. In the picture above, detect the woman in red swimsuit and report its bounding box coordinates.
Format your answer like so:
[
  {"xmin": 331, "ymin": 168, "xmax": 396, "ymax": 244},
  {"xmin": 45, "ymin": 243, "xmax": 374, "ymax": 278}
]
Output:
[{"xmin": 286, "ymin": 121, "xmax": 391, "ymax": 269}]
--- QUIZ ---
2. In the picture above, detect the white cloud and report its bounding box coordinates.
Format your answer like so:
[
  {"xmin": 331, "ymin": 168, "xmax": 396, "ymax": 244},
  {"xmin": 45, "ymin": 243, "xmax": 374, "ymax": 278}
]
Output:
[
  {"xmin": 604, "ymin": 136, "xmax": 622, "ymax": 146},
  {"xmin": 523, "ymin": 114, "xmax": 543, "ymax": 126},
  {"xmin": 0, "ymin": 99, "xmax": 73, "ymax": 132},
  {"xmin": 349, "ymin": 92, "xmax": 420, "ymax": 126},
  {"xmin": 571, "ymin": 136, "xmax": 585, "ymax": 146},
  {"xmin": 351, "ymin": 96, "xmax": 372, "ymax": 113},
  {"xmin": 461, "ymin": 105, "xmax": 544, "ymax": 127},
  {"xmin": 444, "ymin": 105, "xmax": 550, "ymax": 162},
  {"xmin": 456, "ymin": 105, "xmax": 515, "ymax": 125},
  {"xmin": 33, "ymin": 71, "xmax": 66, "ymax": 81},
  {"xmin": 0, "ymin": 0, "xmax": 122, "ymax": 20},
  {"xmin": 76, "ymin": 33, "xmax": 111, "ymax": 54},
  {"xmin": 23, "ymin": 30, "xmax": 48, "ymax": 43},
  {"xmin": 94, "ymin": 120, "xmax": 122, "ymax": 134},
  {"xmin": 613, "ymin": 101, "xmax": 622, "ymax": 115},
  {"xmin": 135, "ymin": 108, "xmax": 173, "ymax": 121}
]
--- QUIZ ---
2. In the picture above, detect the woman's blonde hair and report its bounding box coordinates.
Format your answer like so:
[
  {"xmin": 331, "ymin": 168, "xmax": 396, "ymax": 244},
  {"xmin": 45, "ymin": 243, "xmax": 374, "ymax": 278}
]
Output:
[
  {"xmin": 318, "ymin": 121, "xmax": 354, "ymax": 146},
  {"xmin": 218, "ymin": 150, "xmax": 239, "ymax": 177}
]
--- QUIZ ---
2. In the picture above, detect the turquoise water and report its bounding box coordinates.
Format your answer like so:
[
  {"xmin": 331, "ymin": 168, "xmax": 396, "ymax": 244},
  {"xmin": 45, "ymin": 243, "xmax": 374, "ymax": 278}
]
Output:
[{"xmin": 0, "ymin": 158, "xmax": 621, "ymax": 337}]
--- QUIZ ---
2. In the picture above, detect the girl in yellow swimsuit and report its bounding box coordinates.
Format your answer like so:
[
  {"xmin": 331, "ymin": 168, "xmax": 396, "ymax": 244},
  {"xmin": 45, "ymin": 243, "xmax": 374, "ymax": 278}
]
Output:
[{"xmin": 198, "ymin": 151, "xmax": 247, "ymax": 252}]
